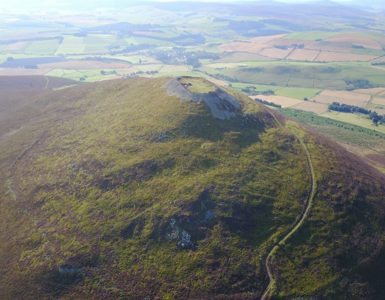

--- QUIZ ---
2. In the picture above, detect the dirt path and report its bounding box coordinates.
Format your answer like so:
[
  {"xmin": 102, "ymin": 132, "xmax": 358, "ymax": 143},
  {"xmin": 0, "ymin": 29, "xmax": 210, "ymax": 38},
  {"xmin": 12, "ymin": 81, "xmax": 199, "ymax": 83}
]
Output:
[
  {"xmin": 283, "ymin": 45, "xmax": 297, "ymax": 60},
  {"xmin": 44, "ymin": 76, "xmax": 50, "ymax": 89},
  {"xmin": 261, "ymin": 110, "xmax": 317, "ymax": 300},
  {"xmin": 367, "ymin": 90, "xmax": 385, "ymax": 108},
  {"xmin": 5, "ymin": 132, "xmax": 47, "ymax": 202}
]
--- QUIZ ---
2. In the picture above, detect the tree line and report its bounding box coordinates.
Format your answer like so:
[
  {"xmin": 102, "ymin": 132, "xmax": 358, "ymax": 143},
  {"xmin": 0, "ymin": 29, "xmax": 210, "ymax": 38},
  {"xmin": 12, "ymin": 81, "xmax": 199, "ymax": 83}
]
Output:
[
  {"xmin": 328, "ymin": 102, "xmax": 385, "ymax": 125},
  {"xmin": 255, "ymin": 98, "xmax": 282, "ymax": 108}
]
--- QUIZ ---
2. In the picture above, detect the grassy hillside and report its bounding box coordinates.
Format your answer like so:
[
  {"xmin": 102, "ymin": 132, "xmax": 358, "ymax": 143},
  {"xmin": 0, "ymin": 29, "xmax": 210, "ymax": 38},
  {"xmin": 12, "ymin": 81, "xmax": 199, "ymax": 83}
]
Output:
[
  {"xmin": 1, "ymin": 76, "xmax": 385, "ymax": 299},
  {"xmin": 281, "ymin": 108, "xmax": 385, "ymax": 172}
]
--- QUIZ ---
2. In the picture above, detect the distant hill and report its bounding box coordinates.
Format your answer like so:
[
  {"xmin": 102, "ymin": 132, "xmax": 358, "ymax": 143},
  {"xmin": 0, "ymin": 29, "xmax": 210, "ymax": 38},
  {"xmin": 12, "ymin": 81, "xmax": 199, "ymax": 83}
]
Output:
[{"xmin": 1, "ymin": 76, "xmax": 385, "ymax": 299}]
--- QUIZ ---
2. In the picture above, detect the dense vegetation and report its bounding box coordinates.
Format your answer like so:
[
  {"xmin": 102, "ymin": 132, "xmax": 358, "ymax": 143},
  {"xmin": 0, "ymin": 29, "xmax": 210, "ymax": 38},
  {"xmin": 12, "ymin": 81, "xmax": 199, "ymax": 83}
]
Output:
[{"xmin": 1, "ymin": 76, "xmax": 385, "ymax": 299}]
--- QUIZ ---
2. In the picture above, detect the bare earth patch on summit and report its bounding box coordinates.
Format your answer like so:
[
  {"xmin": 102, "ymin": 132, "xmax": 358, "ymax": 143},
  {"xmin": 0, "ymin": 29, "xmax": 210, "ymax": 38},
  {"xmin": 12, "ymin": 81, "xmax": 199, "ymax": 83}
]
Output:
[{"xmin": 166, "ymin": 77, "xmax": 241, "ymax": 120}]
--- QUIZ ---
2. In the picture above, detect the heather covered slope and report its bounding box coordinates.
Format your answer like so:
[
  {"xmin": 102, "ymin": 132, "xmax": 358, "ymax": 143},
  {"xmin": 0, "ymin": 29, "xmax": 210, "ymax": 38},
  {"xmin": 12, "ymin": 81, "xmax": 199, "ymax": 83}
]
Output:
[{"xmin": 0, "ymin": 76, "xmax": 385, "ymax": 299}]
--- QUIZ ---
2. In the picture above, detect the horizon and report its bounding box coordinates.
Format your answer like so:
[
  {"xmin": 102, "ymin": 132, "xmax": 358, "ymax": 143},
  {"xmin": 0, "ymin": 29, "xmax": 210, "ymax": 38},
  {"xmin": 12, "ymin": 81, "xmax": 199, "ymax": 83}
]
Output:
[{"xmin": 0, "ymin": 0, "xmax": 383, "ymax": 12}]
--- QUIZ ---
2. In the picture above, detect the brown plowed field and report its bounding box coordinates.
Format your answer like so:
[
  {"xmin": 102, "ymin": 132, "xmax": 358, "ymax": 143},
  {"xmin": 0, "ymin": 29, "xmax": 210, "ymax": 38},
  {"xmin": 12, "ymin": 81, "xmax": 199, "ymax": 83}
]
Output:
[
  {"xmin": 287, "ymin": 49, "xmax": 319, "ymax": 61},
  {"xmin": 42, "ymin": 60, "xmax": 131, "ymax": 69},
  {"xmin": 372, "ymin": 97, "xmax": 385, "ymax": 106},
  {"xmin": 292, "ymin": 101, "xmax": 329, "ymax": 114},
  {"xmin": 353, "ymin": 88, "xmax": 385, "ymax": 95},
  {"xmin": 259, "ymin": 47, "xmax": 293, "ymax": 59},
  {"xmin": 220, "ymin": 35, "xmax": 285, "ymax": 53},
  {"xmin": 325, "ymin": 33, "xmax": 384, "ymax": 50},
  {"xmin": 315, "ymin": 51, "xmax": 377, "ymax": 62},
  {"xmin": 313, "ymin": 90, "xmax": 370, "ymax": 107}
]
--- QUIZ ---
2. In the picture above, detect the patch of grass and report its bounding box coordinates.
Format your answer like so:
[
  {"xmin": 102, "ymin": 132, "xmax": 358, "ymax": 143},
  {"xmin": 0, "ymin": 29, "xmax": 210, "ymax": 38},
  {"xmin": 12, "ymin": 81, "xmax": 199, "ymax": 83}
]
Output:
[
  {"xmin": 46, "ymin": 69, "xmax": 119, "ymax": 82},
  {"xmin": 201, "ymin": 61, "xmax": 385, "ymax": 90},
  {"xmin": 84, "ymin": 34, "xmax": 117, "ymax": 53},
  {"xmin": 230, "ymin": 82, "xmax": 319, "ymax": 99},
  {"xmin": 321, "ymin": 111, "xmax": 385, "ymax": 134},
  {"xmin": 24, "ymin": 39, "xmax": 61, "ymax": 55},
  {"xmin": 275, "ymin": 87, "xmax": 320, "ymax": 100},
  {"xmin": 56, "ymin": 35, "xmax": 85, "ymax": 55},
  {"xmin": 351, "ymin": 47, "xmax": 385, "ymax": 56},
  {"xmin": 281, "ymin": 108, "xmax": 385, "ymax": 148}
]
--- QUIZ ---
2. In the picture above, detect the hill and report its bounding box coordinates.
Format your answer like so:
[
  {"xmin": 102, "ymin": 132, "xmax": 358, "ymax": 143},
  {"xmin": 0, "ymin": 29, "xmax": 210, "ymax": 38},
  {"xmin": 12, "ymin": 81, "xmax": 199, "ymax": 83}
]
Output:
[{"xmin": 1, "ymin": 76, "xmax": 385, "ymax": 299}]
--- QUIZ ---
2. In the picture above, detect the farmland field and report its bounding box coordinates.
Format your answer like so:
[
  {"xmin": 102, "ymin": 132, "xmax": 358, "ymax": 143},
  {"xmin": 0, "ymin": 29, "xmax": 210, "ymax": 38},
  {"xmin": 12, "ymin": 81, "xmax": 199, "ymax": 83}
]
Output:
[
  {"xmin": 201, "ymin": 61, "xmax": 385, "ymax": 90},
  {"xmin": 24, "ymin": 39, "xmax": 61, "ymax": 55},
  {"xmin": 252, "ymin": 95, "xmax": 304, "ymax": 107},
  {"xmin": 325, "ymin": 32, "xmax": 385, "ymax": 50},
  {"xmin": 282, "ymin": 31, "xmax": 340, "ymax": 41},
  {"xmin": 216, "ymin": 52, "xmax": 272, "ymax": 63},
  {"xmin": 372, "ymin": 96, "xmax": 385, "ymax": 106},
  {"xmin": 220, "ymin": 35, "xmax": 285, "ymax": 52},
  {"xmin": 287, "ymin": 49, "xmax": 319, "ymax": 61},
  {"xmin": 41, "ymin": 60, "xmax": 131, "ymax": 70},
  {"xmin": 312, "ymin": 90, "xmax": 371, "ymax": 107},
  {"xmin": 56, "ymin": 35, "xmax": 85, "ymax": 54},
  {"xmin": 275, "ymin": 86, "xmax": 320, "ymax": 99},
  {"xmin": 353, "ymin": 87, "xmax": 385, "ymax": 95},
  {"xmin": 292, "ymin": 101, "xmax": 329, "ymax": 114},
  {"xmin": 0, "ymin": 68, "xmax": 47, "ymax": 76},
  {"xmin": 46, "ymin": 69, "xmax": 120, "ymax": 82},
  {"xmin": 281, "ymin": 108, "xmax": 385, "ymax": 170},
  {"xmin": 219, "ymin": 31, "xmax": 385, "ymax": 62},
  {"xmin": 5, "ymin": 41, "xmax": 28, "ymax": 52},
  {"xmin": 314, "ymin": 51, "xmax": 377, "ymax": 62},
  {"xmin": 259, "ymin": 47, "xmax": 293, "ymax": 59},
  {"xmin": 321, "ymin": 111, "xmax": 385, "ymax": 134},
  {"xmin": 84, "ymin": 34, "xmax": 117, "ymax": 53},
  {"xmin": 232, "ymin": 83, "xmax": 319, "ymax": 100},
  {"xmin": 282, "ymin": 108, "xmax": 385, "ymax": 148}
]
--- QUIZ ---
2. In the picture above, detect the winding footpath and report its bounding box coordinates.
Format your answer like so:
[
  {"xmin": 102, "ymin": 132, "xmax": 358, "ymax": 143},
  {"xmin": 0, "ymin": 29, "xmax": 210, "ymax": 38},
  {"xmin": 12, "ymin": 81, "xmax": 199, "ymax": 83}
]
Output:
[{"xmin": 261, "ymin": 111, "xmax": 318, "ymax": 300}]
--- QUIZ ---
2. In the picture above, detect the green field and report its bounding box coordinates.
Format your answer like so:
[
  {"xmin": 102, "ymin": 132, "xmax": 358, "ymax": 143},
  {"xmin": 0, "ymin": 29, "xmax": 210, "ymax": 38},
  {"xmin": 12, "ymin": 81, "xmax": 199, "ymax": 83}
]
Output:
[
  {"xmin": 352, "ymin": 47, "xmax": 385, "ymax": 56},
  {"xmin": 24, "ymin": 39, "xmax": 61, "ymax": 55},
  {"xmin": 282, "ymin": 108, "xmax": 385, "ymax": 148},
  {"xmin": 84, "ymin": 34, "xmax": 117, "ymax": 53},
  {"xmin": 56, "ymin": 35, "xmax": 85, "ymax": 54},
  {"xmin": 321, "ymin": 111, "xmax": 385, "ymax": 134},
  {"xmin": 230, "ymin": 82, "xmax": 320, "ymax": 99},
  {"xmin": 275, "ymin": 87, "xmax": 320, "ymax": 99},
  {"xmin": 46, "ymin": 68, "xmax": 118, "ymax": 82},
  {"xmin": 201, "ymin": 61, "xmax": 385, "ymax": 90}
]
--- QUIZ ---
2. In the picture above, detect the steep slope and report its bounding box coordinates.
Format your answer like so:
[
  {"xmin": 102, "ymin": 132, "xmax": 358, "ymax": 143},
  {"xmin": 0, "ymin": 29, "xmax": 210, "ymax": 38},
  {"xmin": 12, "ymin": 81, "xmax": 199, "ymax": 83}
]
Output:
[
  {"xmin": 0, "ymin": 75, "xmax": 77, "ymax": 123},
  {"xmin": 0, "ymin": 76, "xmax": 385, "ymax": 299}
]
